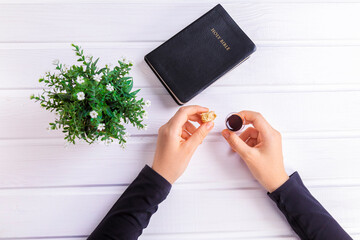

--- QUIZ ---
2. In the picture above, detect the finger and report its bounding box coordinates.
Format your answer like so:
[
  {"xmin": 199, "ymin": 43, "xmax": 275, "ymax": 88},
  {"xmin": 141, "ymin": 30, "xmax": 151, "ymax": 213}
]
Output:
[
  {"xmin": 222, "ymin": 129, "xmax": 253, "ymax": 160},
  {"xmin": 188, "ymin": 114, "xmax": 203, "ymax": 124},
  {"xmin": 185, "ymin": 121, "xmax": 214, "ymax": 151},
  {"xmin": 246, "ymin": 138, "xmax": 258, "ymax": 147},
  {"xmin": 238, "ymin": 111, "xmax": 272, "ymax": 136},
  {"xmin": 170, "ymin": 105, "xmax": 209, "ymax": 127},
  {"xmin": 181, "ymin": 129, "xmax": 191, "ymax": 140},
  {"xmin": 239, "ymin": 127, "xmax": 259, "ymax": 142},
  {"xmin": 184, "ymin": 121, "xmax": 197, "ymax": 134}
]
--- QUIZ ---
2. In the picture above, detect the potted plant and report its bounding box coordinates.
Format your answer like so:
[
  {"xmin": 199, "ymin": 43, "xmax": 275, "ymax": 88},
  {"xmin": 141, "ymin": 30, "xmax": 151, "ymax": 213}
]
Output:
[{"xmin": 31, "ymin": 44, "xmax": 150, "ymax": 147}]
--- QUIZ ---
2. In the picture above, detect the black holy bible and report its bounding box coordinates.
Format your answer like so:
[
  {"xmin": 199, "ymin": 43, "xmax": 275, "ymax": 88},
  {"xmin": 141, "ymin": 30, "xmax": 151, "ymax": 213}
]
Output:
[{"xmin": 144, "ymin": 4, "xmax": 256, "ymax": 105}]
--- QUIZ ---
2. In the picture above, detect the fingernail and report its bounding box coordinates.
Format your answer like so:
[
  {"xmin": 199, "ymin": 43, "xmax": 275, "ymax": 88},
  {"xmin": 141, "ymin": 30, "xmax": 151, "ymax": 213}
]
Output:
[
  {"xmin": 222, "ymin": 130, "xmax": 229, "ymax": 139},
  {"xmin": 206, "ymin": 121, "xmax": 213, "ymax": 130}
]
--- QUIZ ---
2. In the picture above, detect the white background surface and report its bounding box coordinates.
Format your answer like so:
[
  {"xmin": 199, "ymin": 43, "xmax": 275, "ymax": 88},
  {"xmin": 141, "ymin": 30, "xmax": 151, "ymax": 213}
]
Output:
[{"xmin": 1, "ymin": 0, "xmax": 360, "ymax": 239}]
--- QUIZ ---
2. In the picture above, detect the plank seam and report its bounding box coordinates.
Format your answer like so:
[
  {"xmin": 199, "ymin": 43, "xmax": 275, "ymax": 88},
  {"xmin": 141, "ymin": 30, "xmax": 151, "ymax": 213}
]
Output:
[
  {"xmin": 2, "ymin": 40, "xmax": 360, "ymax": 49},
  {"xmin": 3, "ymin": 84, "xmax": 360, "ymax": 93},
  {"xmin": 1, "ymin": 178, "xmax": 360, "ymax": 192},
  {"xmin": 1, "ymin": 231, "xmax": 359, "ymax": 240},
  {"xmin": 1, "ymin": 130, "xmax": 360, "ymax": 142}
]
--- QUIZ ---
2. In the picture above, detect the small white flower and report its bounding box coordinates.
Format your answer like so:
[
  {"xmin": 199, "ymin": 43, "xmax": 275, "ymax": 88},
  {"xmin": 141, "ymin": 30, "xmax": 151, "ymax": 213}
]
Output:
[
  {"xmin": 127, "ymin": 59, "xmax": 133, "ymax": 65},
  {"xmin": 119, "ymin": 143, "xmax": 126, "ymax": 149},
  {"xmin": 63, "ymin": 64, "xmax": 69, "ymax": 71},
  {"xmin": 142, "ymin": 111, "xmax": 148, "ymax": 119},
  {"xmin": 93, "ymin": 73, "xmax": 103, "ymax": 82},
  {"xmin": 106, "ymin": 83, "xmax": 114, "ymax": 92},
  {"xmin": 142, "ymin": 124, "xmax": 148, "ymax": 131},
  {"xmin": 120, "ymin": 56, "xmax": 126, "ymax": 62},
  {"xmin": 97, "ymin": 123, "xmax": 105, "ymax": 131},
  {"xmin": 90, "ymin": 110, "xmax": 98, "ymax": 118},
  {"xmin": 52, "ymin": 59, "xmax": 59, "ymax": 65},
  {"xmin": 107, "ymin": 63, "xmax": 113, "ymax": 68},
  {"xmin": 77, "ymin": 92, "xmax": 85, "ymax": 101},
  {"xmin": 76, "ymin": 76, "xmax": 85, "ymax": 84},
  {"xmin": 145, "ymin": 100, "xmax": 151, "ymax": 107}
]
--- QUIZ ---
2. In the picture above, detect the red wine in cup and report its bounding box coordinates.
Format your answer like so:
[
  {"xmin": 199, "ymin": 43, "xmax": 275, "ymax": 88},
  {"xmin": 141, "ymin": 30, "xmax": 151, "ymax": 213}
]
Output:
[{"xmin": 226, "ymin": 114, "xmax": 243, "ymax": 131}]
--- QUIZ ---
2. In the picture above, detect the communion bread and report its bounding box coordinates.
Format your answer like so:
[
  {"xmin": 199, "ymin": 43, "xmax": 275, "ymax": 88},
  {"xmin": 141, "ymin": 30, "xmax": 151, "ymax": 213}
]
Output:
[{"xmin": 201, "ymin": 111, "xmax": 217, "ymax": 123}]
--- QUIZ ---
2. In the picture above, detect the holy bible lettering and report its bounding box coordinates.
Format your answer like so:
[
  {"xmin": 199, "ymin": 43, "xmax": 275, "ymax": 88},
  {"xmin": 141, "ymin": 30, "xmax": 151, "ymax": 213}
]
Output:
[{"xmin": 211, "ymin": 28, "xmax": 231, "ymax": 51}]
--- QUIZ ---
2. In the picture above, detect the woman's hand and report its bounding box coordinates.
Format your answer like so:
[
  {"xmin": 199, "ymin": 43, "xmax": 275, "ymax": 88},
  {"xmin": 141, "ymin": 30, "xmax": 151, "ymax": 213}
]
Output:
[
  {"xmin": 152, "ymin": 105, "xmax": 214, "ymax": 184},
  {"xmin": 222, "ymin": 111, "xmax": 289, "ymax": 192}
]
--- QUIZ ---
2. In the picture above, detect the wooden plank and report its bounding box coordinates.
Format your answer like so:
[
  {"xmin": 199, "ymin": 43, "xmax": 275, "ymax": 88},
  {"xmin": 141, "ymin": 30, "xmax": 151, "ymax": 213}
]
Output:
[
  {"xmin": 4, "ymin": 233, "xmax": 359, "ymax": 240},
  {"xmin": 1, "ymin": 89, "xmax": 360, "ymax": 139},
  {"xmin": 0, "ymin": 236, "xmax": 300, "ymax": 240},
  {"xmin": 0, "ymin": 235, "xmax": 302, "ymax": 240},
  {"xmin": 1, "ymin": 3, "xmax": 360, "ymax": 42},
  {"xmin": 1, "ymin": 43, "xmax": 360, "ymax": 89},
  {"xmin": 1, "ymin": 137, "xmax": 360, "ymax": 189},
  {"xmin": 2, "ymin": 0, "xmax": 360, "ymax": 4},
  {"xmin": 0, "ymin": 186, "xmax": 358, "ymax": 238},
  {"xmin": 140, "ymin": 234, "xmax": 300, "ymax": 240}
]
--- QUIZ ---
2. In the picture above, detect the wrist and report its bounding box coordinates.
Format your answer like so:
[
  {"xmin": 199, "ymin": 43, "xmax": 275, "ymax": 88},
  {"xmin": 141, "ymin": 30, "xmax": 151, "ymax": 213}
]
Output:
[
  {"xmin": 266, "ymin": 172, "xmax": 289, "ymax": 193},
  {"xmin": 151, "ymin": 164, "xmax": 176, "ymax": 184}
]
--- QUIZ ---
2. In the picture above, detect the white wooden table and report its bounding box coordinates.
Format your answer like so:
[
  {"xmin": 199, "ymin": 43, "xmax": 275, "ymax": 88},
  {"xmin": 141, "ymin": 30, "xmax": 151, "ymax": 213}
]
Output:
[{"xmin": 1, "ymin": 1, "xmax": 360, "ymax": 239}]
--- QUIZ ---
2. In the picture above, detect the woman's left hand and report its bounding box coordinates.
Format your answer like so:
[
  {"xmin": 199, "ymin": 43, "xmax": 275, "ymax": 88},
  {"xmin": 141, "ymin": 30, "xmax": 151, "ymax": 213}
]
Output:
[{"xmin": 152, "ymin": 105, "xmax": 215, "ymax": 184}]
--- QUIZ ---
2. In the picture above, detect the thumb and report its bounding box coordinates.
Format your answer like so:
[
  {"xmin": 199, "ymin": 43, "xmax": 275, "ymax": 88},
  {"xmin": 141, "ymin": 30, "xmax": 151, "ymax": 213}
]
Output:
[
  {"xmin": 222, "ymin": 129, "xmax": 252, "ymax": 159},
  {"xmin": 186, "ymin": 121, "xmax": 214, "ymax": 149}
]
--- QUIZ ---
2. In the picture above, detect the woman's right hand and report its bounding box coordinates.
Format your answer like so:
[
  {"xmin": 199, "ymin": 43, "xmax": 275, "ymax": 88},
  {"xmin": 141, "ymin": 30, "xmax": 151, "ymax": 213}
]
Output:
[
  {"xmin": 152, "ymin": 105, "xmax": 214, "ymax": 184},
  {"xmin": 221, "ymin": 111, "xmax": 289, "ymax": 193}
]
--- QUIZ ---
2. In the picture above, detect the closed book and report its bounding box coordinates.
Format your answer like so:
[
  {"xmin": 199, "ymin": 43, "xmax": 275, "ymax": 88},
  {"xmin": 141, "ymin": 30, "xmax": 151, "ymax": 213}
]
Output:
[{"xmin": 144, "ymin": 4, "xmax": 256, "ymax": 105}]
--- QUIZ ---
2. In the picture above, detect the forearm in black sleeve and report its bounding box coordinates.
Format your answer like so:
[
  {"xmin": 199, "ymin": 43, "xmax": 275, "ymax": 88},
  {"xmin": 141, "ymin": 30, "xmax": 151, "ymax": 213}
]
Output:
[
  {"xmin": 88, "ymin": 165, "xmax": 171, "ymax": 240},
  {"xmin": 268, "ymin": 172, "xmax": 352, "ymax": 240}
]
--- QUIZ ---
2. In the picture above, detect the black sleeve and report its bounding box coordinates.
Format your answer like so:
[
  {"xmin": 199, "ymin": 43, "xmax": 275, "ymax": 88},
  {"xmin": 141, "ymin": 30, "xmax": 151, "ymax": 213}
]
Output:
[
  {"xmin": 268, "ymin": 172, "xmax": 352, "ymax": 240},
  {"xmin": 88, "ymin": 165, "xmax": 172, "ymax": 240}
]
